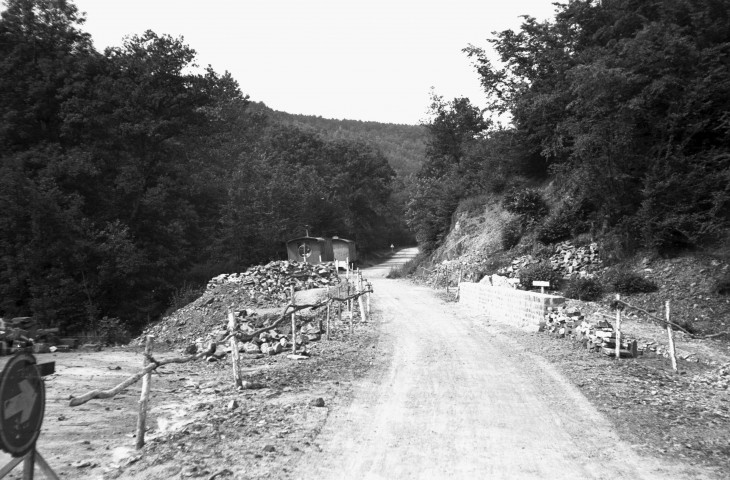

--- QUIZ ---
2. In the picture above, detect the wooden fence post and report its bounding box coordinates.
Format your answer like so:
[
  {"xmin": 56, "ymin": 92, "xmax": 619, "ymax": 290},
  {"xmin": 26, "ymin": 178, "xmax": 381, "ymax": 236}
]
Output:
[
  {"xmin": 666, "ymin": 300, "xmax": 678, "ymax": 372},
  {"xmin": 615, "ymin": 294, "xmax": 621, "ymax": 360},
  {"xmin": 358, "ymin": 280, "xmax": 367, "ymax": 322},
  {"xmin": 446, "ymin": 264, "xmax": 449, "ymax": 294},
  {"xmin": 366, "ymin": 281, "xmax": 371, "ymax": 316},
  {"xmin": 135, "ymin": 335, "xmax": 154, "ymax": 449},
  {"xmin": 326, "ymin": 299, "xmax": 331, "ymax": 341},
  {"xmin": 228, "ymin": 309, "xmax": 242, "ymax": 388},
  {"xmin": 290, "ymin": 285, "xmax": 297, "ymax": 354}
]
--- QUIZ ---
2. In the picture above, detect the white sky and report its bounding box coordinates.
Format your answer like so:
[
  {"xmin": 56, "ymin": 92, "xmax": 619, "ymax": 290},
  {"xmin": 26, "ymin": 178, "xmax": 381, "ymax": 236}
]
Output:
[{"xmin": 71, "ymin": 0, "xmax": 558, "ymax": 125}]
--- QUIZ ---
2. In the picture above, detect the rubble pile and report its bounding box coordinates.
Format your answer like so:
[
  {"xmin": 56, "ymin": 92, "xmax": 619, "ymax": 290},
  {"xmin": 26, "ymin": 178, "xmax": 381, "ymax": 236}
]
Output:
[
  {"xmin": 0, "ymin": 316, "xmax": 79, "ymax": 355},
  {"xmin": 544, "ymin": 307, "xmax": 639, "ymax": 358},
  {"xmin": 138, "ymin": 261, "xmax": 350, "ymax": 350},
  {"xmin": 207, "ymin": 261, "xmax": 340, "ymax": 305},
  {"xmin": 498, "ymin": 242, "xmax": 603, "ymax": 279}
]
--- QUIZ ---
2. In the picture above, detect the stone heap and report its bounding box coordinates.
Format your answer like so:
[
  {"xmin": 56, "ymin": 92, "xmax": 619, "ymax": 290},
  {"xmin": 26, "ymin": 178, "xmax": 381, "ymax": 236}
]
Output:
[
  {"xmin": 207, "ymin": 261, "xmax": 340, "ymax": 304},
  {"xmin": 138, "ymin": 262, "xmax": 350, "ymax": 350},
  {"xmin": 549, "ymin": 241, "xmax": 602, "ymax": 277},
  {"xmin": 498, "ymin": 242, "xmax": 603, "ymax": 279},
  {"xmin": 544, "ymin": 306, "xmax": 639, "ymax": 358}
]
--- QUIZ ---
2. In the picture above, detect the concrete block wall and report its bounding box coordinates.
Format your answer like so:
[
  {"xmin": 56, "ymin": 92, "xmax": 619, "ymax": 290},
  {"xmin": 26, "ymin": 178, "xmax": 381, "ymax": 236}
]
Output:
[{"xmin": 459, "ymin": 282, "xmax": 565, "ymax": 329}]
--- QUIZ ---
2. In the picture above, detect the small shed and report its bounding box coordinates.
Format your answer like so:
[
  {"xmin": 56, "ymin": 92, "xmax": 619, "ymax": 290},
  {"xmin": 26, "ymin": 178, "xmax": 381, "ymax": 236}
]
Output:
[
  {"xmin": 331, "ymin": 236, "xmax": 357, "ymax": 262},
  {"xmin": 286, "ymin": 236, "xmax": 334, "ymax": 264}
]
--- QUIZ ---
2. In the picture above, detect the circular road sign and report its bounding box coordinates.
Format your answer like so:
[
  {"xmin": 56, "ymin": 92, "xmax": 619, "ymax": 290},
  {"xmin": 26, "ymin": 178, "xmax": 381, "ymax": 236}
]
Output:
[{"xmin": 0, "ymin": 352, "xmax": 45, "ymax": 456}]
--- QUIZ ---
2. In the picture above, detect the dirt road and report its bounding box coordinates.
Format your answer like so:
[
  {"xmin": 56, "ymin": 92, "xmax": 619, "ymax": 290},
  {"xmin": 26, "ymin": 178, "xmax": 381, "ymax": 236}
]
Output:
[{"xmin": 292, "ymin": 250, "xmax": 706, "ymax": 479}]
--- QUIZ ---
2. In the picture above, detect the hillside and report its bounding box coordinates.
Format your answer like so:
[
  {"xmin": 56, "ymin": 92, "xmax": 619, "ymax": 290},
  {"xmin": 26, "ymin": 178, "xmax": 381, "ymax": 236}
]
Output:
[{"xmin": 249, "ymin": 102, "xmax": 427, "ymax": 177}]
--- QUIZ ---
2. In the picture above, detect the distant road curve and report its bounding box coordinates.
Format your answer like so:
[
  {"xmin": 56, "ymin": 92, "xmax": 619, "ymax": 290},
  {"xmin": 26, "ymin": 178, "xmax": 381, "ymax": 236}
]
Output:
[{"xmin": 364, "ymin": 247, "xmax": 419, "ymax": 278}]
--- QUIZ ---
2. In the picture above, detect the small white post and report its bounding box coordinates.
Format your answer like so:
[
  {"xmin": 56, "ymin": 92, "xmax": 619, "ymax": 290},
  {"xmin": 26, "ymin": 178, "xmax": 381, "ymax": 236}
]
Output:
[
  {"xmin": 666, "ymin": 300, "xmax": 678, "ymax": 372},
  {"xmin": 366, "ymin": 281, "xmax": 371, "ymax": 316},
  {"xmin": 326, "ymin": 299, "xmax": 331, "ymax": 341},
  {"xmin": 290, "ymin": 285, "xmax": 296, "ymax": 354},
  {"xmin": 615, "ymin": 294, "xmax": 621, "ymax": 360},
  {"xmin": 136, "ymin": 335, "xmax": 154, "ymax": 449},
  {"xmin": 228, "ymin": 309, "xmax": 242, "ymax": 388},
  {"xmin": 358, "ymin": 275, "xmax": 367, "ymax": 322}
]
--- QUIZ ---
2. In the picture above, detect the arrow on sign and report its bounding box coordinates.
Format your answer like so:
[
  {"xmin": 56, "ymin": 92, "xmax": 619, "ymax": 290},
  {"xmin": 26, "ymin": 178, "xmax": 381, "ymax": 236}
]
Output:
[{"xmin": 4, "ymin": 380, "xmax": 37, "ymax": 423}]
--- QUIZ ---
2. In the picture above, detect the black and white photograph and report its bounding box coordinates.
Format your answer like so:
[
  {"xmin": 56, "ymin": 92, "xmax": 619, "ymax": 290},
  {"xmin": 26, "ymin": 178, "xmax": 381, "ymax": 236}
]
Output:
[{"xmin": 0, "ymin": 1, "xmax": 729, "ymax": 478}]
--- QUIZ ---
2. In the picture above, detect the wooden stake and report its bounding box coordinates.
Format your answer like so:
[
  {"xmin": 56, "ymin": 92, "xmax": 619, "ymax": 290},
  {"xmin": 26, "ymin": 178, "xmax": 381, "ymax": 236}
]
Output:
[
  {"xmin": 446, "ymin": 265, "xmax": 449, "ymax": 294},
  {"xmin": 358, "ymin": 277, "xmax": 367, "ymax": 322},
  {"xmin": 135, "ymin": 335, "xmax": 154, "ymax": 449},
  {"xmin": 615, "ymin": 294, "xmax": 621, "ymax": 360},
  {"xmin": 366, "ymin": 281, "xmax": 371, "ymax": 316},
  {"xmin": 290, "ymin": 285, "xmax": 297, "ymax": 354},
  {"xmin": 228, "ymin": 309, "xmax": 242, "ymax": 389},
  {"xmin": 666, "ymin": 300, "xmax": 678, "ymax": 372},
  {"xmin": 326, "ymin": 300, "xmax": 331, "ymax": 341}
]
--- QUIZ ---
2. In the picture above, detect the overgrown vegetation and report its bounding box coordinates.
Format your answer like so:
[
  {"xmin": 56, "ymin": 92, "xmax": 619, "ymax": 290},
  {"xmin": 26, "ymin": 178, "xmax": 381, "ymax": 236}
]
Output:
[
  {"xmin": 518, "ymin": 262, "xmax": 562, "ymax": 291},
  {"xmin": 407, "ymin": 0, "xmax": 730, "ymax": 259},
  {"xmin": 386, "ymin": 255, "xmax": 424, "ymax": 279},
  {"xmin": 603, "ymin": 269, "xmax": 659, "ymax": 295},
  {"xmin": 563, "ymin": 278, "xmax": 603, "ymax": 301}
]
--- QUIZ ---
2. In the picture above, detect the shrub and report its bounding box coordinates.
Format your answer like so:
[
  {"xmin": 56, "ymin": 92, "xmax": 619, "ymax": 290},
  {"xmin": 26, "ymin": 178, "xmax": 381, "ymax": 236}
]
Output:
[
  {"xmin": 603, "ymin": 269, "xmax": 658, "ymax": 294},
  {"xmin": 714, "ymin": 271, "xmax": 730, "ymax": 295},
  {"xmin": 97, "ymin": 316, "xmax": 131, "ymax": 345},
  {"xmin": 563, "ymin": 277, "xmax": 603, "ymax": 301},
  {"xmin": 501, "ymin": 217, "xmax": 523, "ymax": 250},
  {"xmin": 536, "ymin": 211, "xmax": 574, "ymax": 244},
  {"xmin": 503, "ymin": 188, "xmax": 548, "ymax": 223},
  {"xmin": 166, "ymin": 281, "xmax": 204, "ymax": 316},
  {"xmin": 518, "ymin": 261, "xmax": 561, "ymax": 290}
]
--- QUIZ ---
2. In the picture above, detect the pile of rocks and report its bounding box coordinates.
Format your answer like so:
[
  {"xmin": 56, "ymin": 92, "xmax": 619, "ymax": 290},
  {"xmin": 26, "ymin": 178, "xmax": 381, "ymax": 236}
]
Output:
[
  {"xmin": 544, "ymin": 307, "xmax": 639, "ymax": 358},
  {"xmin": 207, "ymin": 261, "xmax": 340, "ymax": 304},
  {"xmin": 549, "ymin": 241, "xmax": 602, "ymax": 277},
  {"xmin": 498, "ymin": 242, "xmax": 603, "ymax": 280},
  {"xmin": 138, "ymin": 262, "xmax": 350, "ymax": 349},
  {"xmin": 181, "ymin": 310, "xmax": 326, "ymax": 360}
]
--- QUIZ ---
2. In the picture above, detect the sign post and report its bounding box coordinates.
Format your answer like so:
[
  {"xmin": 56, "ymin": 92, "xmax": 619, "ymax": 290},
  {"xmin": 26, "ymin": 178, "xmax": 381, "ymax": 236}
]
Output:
[{"xmin": 0, "ymin": 352, "xmax": 58, "ymax": 480}]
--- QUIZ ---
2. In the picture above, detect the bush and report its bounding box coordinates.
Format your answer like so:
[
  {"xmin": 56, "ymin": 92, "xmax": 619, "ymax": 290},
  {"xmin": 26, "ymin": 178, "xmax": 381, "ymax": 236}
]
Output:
[
  {"xmin": 714, "ymin": 271, "xmax": 730, "ymax": 295},
  {"xmin": 518, "ymin": 261, "xmax": 561, "ymax": 290},
  {"xmin": 536, "ymin": 211, "xmax": 573, "ymax": 244},
  {"xmin": 603, "ymin": 269, "xmax": 658, "ymax": 294},
  {"xmin": 501, "ymin": 217, "xmax": 523, "ymax": 250},
  {"xmin": 563, "ymin": 277, "xmax": 603, "ymax": 301},
  {"xmin": 167, "ymin": 281, "xmax": 204, "ymax": 315},
  {"xmin": 97, "ymin": 316, "xmax": 131, "ymax": 345},
  {"xmin": 503, "ymin": 188, "xmax": 548, "ymax": 223}
]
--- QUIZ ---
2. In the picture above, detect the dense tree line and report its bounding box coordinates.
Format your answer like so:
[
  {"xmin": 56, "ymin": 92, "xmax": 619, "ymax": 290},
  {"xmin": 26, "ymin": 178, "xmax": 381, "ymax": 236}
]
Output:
[
  {"xmin": 408, "ymin": 0, "xmax": 730, "ymax": 255},
  {"xmin": 259, "ymin": 103, "xmax": 428, "ymax": 177},
  {"xmin": 0, "ymin": 0, "xmax": 400, "ymax": 333}
]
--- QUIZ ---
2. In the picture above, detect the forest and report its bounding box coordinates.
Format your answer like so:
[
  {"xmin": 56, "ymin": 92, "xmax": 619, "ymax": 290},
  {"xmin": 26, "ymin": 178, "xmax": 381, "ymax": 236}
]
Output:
[
  {"xmin": 407, "ymin": 0, "xmax": 730, "ymax": 257},
  {"xmin": 0, "ymin": 0, "xmax": 412, "ymax": 334}
]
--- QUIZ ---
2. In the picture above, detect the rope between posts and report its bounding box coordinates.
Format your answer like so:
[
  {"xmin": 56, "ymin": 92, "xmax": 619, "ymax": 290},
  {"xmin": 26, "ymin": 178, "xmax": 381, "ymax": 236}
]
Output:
[{"xmin": 610, "ymin": 298, "xmax": 729, "ymax": 339}]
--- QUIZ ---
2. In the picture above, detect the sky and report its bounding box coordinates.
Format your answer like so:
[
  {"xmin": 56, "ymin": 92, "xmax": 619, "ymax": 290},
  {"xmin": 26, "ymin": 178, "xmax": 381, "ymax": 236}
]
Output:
[{"xmin": 72, "ymin": 0, "xmax": 559, "ymax": 125}]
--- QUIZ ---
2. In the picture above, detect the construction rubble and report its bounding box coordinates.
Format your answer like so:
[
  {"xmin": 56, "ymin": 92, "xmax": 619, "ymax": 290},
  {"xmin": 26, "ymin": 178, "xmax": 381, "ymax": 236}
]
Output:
[
  {"xmin": 138, "ymin": 260, "xmax": 359, "ymax": 357},
  {"xmin": 499, "ymin": 242, "xmax": 603, "ymax": 279},
  {"xmin": 544, "ymin": 307, "xmax": 639, "ymax": 358},
  {"xmin": 0, "ymin": 316, "xmax": 82, "ymax": 355}
]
